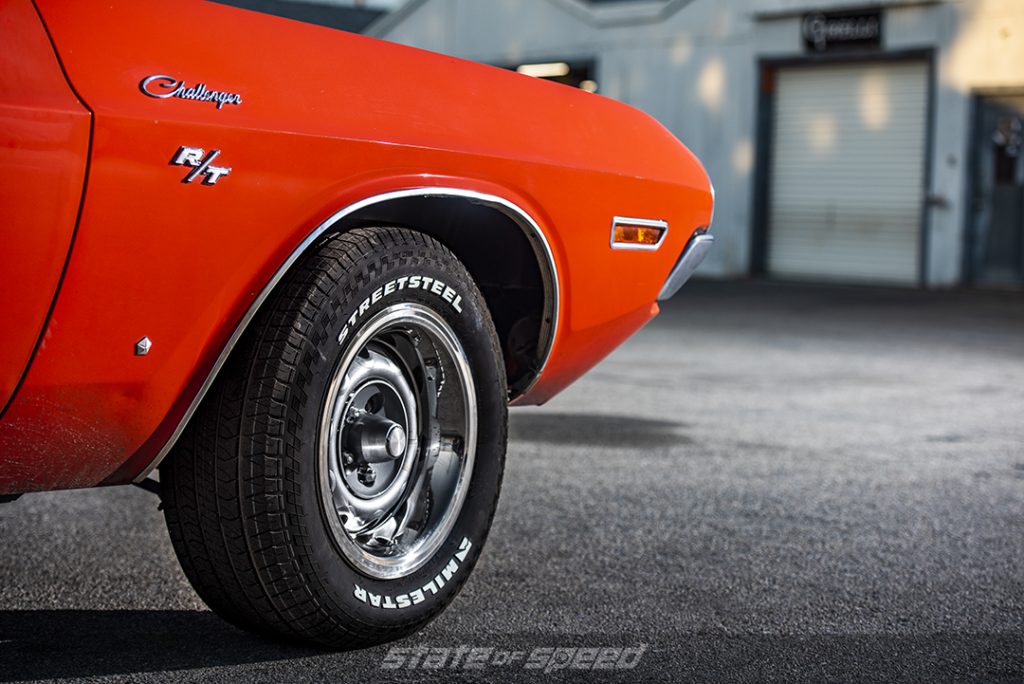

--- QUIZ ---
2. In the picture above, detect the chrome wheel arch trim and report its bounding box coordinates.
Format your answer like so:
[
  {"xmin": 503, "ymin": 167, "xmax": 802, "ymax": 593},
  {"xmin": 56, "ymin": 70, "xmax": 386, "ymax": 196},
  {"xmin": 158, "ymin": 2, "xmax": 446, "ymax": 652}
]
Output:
[{"xmin": 134, "ymin": 186, "xmax": 559, "ymax": 482}]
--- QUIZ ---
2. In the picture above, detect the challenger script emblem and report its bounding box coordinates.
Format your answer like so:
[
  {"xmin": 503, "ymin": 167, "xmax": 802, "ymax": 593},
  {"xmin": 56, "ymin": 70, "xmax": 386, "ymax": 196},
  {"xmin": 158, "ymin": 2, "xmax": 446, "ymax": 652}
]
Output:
[
  {"xmin": 140, "ymin": 74, "xmax": 242, "ymax": 109},
  {"xmin": 170, "ymin": 146, "xmax": 232, "ymax": 185}
]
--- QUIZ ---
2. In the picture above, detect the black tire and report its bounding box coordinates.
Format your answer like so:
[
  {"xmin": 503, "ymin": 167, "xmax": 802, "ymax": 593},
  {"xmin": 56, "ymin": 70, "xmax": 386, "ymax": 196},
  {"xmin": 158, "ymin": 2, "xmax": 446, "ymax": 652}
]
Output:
[{"xmin": 159, "ymin": 226, "xmax": 507, "ymax": 648}]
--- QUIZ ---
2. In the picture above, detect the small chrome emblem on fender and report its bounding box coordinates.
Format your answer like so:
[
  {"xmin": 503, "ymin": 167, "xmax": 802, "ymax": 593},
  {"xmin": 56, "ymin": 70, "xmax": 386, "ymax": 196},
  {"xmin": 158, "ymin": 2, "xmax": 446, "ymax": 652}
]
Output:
[{"xmin": 171, "ymin": 146, "xmax": 232, "ymax": 185}]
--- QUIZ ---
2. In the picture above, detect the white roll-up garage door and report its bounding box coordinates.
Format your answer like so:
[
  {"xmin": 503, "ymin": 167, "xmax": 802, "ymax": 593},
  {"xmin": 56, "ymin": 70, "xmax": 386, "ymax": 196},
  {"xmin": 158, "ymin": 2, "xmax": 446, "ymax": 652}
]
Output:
[{"xmin": 767, "ymin": 61, "xmax": 929, "ymax": 284}]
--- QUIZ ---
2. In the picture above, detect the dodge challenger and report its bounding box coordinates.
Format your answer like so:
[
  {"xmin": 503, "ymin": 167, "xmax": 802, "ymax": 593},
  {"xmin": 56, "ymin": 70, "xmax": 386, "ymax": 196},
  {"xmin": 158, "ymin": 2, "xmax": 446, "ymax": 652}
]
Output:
[{"xmin": 0, "ymin": 0, "xmax": 714, "ymax": 647}]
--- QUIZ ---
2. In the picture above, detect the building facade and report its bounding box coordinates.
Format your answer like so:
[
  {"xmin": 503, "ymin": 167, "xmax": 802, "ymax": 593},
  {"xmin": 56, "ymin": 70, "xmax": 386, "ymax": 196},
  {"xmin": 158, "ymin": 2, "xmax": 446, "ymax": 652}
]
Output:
[{"xmin": 364, "ymin": 0, "xmax": 1024, "ymax": 288}]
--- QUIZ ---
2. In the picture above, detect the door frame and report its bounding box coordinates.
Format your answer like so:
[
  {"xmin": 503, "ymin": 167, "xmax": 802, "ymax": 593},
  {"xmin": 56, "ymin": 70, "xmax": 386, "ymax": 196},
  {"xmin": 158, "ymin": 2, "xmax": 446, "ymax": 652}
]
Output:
[
  {"xmin": 749, "ymin": 48, "xmax": 936, "ymax": 285},
  {"xmin": 962, "ymin": 87, "xmax": 1024, "ymax": 286}
]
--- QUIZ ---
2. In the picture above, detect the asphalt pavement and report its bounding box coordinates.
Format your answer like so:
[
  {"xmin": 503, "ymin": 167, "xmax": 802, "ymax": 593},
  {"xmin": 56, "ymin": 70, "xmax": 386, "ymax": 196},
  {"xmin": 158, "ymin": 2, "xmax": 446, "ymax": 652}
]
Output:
[{"xmin": 1, "ymin": 280, "xmax": 1022, "ymax": 682}]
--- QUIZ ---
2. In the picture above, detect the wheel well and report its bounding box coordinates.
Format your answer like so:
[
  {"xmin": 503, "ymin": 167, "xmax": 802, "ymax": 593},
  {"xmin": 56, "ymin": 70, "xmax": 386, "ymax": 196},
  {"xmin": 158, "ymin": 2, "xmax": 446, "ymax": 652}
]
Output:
[
  {"xmin": 129, "ymin": 189, "xmax": 556, "ymax": 484},
  {"xmin": 331, "ymin": 194, "xmax": 554, "ymax": 399}
]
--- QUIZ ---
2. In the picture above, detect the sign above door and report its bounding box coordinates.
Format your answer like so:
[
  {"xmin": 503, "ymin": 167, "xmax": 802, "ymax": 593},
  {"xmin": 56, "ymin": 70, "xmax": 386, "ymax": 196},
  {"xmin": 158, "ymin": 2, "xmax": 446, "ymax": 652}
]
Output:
[{"xmin": 802, "ymin": 10, "xmax": 883, "ymax": 52}]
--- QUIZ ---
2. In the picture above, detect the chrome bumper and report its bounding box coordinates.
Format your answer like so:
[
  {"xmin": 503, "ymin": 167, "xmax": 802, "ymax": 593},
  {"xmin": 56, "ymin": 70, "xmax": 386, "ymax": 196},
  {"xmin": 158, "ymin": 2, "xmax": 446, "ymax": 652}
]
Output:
[{"xmin": 657, "ymin": 231, "xmax": 713, "ymax": 301}]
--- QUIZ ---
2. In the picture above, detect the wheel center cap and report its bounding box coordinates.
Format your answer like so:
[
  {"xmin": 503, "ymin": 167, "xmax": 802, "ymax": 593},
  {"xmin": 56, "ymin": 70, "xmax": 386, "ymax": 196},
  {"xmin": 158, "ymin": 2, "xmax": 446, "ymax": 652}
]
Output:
[{"xmin": 386, "ymin": 424, "xmax": 407, "ymax": 458}]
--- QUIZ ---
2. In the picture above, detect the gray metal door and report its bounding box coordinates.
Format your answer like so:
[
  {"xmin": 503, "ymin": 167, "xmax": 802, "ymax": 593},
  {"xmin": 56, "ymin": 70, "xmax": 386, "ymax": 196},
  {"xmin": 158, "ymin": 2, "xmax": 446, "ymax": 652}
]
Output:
[
  {"xmin": 968, "ymin": 94, "xmax": 1024, "ymax": 287},
  {"xmin": 767, "ymin": 61, "xmax": 929, "ymax": 285}
]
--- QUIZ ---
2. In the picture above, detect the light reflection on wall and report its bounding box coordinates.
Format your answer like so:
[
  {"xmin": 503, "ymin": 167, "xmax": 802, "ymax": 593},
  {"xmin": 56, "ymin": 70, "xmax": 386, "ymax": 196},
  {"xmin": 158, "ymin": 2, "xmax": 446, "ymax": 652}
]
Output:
[
  {"xmin": 943, "ymin": 0, "xmax": 1024, "ymax": 90},
  {"xmin": 732, "ymin": 138, "xmax": 753, "ymax": 174},
  {"xmin": 808, "ymin": 113, "xmax": 837, "ymax": 153},
  {"xmin": 859, "ymin": 70, "xmax": 890, "ymax": 130},
  {"xmin": 670, "ymin": 35, "xmax": 694, "ymax": 66},
  {"xmin": 697, "ymin": 57, "xmax": 725, "ymax": 112}
]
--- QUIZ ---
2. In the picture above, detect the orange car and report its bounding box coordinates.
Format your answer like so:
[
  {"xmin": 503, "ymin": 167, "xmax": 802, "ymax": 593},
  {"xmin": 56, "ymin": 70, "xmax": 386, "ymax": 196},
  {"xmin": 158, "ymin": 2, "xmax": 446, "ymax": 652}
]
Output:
[{"xmin": 0, "ymin": 0, "xmax": 713, "ymax": 646}]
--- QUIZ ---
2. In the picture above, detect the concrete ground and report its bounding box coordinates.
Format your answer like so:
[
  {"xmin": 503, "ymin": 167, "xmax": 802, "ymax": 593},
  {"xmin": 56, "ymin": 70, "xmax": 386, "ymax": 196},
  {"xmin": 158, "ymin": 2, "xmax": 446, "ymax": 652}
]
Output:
[{"xmin": 1, "ymin": 280, "xmax": 1022, "ymax": 682}]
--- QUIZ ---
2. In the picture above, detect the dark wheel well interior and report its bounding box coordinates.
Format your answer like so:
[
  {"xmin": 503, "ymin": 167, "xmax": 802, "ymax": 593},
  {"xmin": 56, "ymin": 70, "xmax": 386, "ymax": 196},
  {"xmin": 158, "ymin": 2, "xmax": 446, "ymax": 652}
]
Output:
[{"xmin": 332, "ymin": 195, "xmax": 553, "ymax": 399}]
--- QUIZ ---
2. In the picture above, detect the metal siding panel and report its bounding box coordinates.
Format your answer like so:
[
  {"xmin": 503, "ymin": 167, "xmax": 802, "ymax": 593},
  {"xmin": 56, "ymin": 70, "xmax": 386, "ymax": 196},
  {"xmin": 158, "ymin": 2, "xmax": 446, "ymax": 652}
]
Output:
[{"xmin": 767, "ymin": 61, "xmax": 929, "ymax": 284}]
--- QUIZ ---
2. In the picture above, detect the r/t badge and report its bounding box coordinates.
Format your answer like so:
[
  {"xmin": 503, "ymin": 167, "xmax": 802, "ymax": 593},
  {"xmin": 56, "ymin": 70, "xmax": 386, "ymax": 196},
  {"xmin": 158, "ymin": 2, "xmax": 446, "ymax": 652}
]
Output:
[{"xmin": 170, "ymin": 146, "xmax": 232, "ymax": 185}]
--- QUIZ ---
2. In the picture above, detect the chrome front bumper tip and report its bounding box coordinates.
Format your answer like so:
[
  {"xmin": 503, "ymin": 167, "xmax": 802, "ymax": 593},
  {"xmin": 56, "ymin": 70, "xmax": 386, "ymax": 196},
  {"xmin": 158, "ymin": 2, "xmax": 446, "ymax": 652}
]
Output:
[{"xmin": 657, "ymin": 231, "xmax": 713, "ymax": 302}]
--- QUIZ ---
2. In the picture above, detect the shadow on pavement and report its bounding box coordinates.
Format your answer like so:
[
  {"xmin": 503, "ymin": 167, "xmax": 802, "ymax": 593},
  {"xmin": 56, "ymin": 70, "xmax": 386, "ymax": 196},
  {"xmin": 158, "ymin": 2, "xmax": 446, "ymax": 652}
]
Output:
[
  {"xmin": 0, "ymin": 609, "xmax": 317, "ymax": 681},
  {"xmin": 510, "ymin": 412, "xmax": 690, "ymax": 448}
]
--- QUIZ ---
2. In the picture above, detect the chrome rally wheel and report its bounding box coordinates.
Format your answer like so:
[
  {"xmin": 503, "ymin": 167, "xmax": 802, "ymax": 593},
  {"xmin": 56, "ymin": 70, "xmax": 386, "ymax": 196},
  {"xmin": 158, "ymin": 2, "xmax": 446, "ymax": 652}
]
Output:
[
  {"xmin": 160, "ymin": 226, "xmax": 507, "ymax": 648},
  {"xmin": 321, "ymin": 303, "xmax": 477, "ymax": 580}
]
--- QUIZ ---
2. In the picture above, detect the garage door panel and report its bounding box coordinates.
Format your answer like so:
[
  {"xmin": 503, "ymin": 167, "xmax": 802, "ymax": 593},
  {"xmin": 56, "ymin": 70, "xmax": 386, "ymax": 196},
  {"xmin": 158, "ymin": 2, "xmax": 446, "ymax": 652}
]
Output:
[{"xmin": 767, "ymin": 61, "xmax": 928, "ymax": 284}]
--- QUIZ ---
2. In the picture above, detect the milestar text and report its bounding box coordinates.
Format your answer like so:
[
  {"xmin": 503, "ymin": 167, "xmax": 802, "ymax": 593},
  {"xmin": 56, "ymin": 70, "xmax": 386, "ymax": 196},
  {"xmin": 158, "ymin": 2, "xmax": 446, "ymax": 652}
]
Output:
[{"xmin": 354, "ymin": 537, "xmax": 473, "ymax": 609}]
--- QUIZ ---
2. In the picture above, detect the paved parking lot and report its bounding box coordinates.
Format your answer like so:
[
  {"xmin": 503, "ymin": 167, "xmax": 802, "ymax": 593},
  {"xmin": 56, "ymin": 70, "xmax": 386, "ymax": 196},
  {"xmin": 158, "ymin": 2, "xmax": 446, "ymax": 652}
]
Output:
[{"xmin": 1, "ymin": 280, "xmax": 1022, "ymax": 682}]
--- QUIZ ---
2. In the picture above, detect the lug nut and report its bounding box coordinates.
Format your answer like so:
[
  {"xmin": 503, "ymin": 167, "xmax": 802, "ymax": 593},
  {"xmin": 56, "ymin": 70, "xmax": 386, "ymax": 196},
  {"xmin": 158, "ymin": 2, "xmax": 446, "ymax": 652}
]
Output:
[{"xmin": 357, "ymin": 465, "xmax": 376, "ymax": 486}]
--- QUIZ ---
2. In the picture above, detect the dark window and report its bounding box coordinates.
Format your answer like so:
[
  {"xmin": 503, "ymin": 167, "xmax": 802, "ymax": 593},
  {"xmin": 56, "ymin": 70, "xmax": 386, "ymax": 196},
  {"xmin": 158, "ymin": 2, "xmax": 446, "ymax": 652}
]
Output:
[
  {"xmin": 507, "ymin": 60, "xmax": 598, "ymax": 93},
  {"xmin": 993, "ymin": 116, "xmax": 1023, "ymax": 185}
]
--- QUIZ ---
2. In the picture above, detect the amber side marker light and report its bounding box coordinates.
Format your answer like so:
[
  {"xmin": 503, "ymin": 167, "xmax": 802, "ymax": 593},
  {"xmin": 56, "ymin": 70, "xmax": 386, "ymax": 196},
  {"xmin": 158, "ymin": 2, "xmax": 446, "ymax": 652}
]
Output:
[{"xmin": 610, "ymin": 217, "xmax": 668, "ymax": 250}]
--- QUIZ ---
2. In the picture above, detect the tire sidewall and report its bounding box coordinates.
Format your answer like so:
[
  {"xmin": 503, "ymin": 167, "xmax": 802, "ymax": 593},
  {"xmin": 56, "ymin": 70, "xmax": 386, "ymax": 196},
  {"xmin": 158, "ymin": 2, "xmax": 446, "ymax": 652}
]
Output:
[{"xmin": 294, "ymin": 242, "xmax": 506, "ymax": 629}]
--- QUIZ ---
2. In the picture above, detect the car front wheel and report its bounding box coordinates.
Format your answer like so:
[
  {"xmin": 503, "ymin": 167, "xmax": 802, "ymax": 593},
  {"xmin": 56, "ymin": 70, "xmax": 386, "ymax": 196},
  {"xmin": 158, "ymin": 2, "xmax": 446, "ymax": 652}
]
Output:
[{"xmin": 159, "ymin": 226, "xmax": 507, "ymax": 648}]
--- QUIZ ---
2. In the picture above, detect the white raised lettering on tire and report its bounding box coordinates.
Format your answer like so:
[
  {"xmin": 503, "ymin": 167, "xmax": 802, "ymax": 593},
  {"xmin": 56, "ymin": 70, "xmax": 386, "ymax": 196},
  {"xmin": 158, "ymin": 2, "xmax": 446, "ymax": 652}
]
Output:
[
  {"xmin": 353, "ymin": 537, "xmax": 473, "ymax": 609},
  {"xmin": 338, "ymin": 275, "xmax": 463, "ymax": 343}
]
